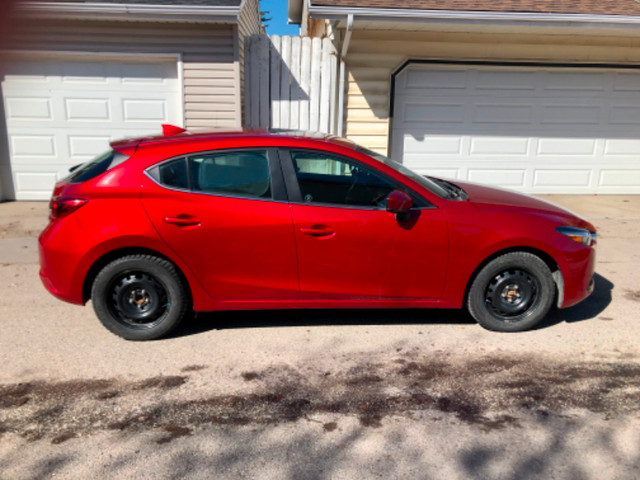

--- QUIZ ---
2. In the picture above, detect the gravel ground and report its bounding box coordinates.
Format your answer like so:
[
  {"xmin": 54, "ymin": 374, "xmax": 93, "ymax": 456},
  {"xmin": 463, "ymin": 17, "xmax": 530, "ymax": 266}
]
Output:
[{"xmin": 0, "ymin": 196, "xmax": 639, "ymax": 479}]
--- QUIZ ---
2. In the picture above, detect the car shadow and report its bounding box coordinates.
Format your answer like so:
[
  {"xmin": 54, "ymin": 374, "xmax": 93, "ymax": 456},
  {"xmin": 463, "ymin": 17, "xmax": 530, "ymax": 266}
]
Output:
[
  {"xmin": 169, "ymin": 308, "xmax": 474, "ymax": 338},
  {"xmin": 168, "ymin": 272, "xmax": 613, "ymax": 339}
]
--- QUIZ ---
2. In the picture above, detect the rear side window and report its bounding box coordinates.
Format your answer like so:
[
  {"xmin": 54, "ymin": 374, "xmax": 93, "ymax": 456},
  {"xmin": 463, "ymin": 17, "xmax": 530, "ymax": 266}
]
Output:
[
  {"xmin": 65, "ymin": 150, "xmax": 129, "ymax": 184},
  {"xmin": 157, "ymin": 158, "xmax": 189, "ymax": 190},
  {"xmin": 148, "ymin": 149, "xmax": 272, "ymax": 199},
  {"xmin": 190, "ymin": 151, "xmax": 271, "ymax": 199}
]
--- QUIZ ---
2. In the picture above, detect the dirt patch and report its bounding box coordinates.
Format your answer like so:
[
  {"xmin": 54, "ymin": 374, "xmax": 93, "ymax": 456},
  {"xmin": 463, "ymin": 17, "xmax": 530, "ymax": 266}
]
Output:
[
  {"xmin": 1, "ymin": 355, "xmax": 640, "ymax": 443},
  {"xmin": 133, "ymin": 376, "xmax": 186, "ymax": 390},
  {"xmin": 624, "ymin": 290, "xmax": 640, "ymax": 302},
  {"xmin": 323, "ymin": 422, "xmax": 338, "ymax": 432},
  {"xmin": 156, "ymin": 424, "xmax": 192, "ymax": 444},
  {"xmin": 51, "ymin": 432, "xmax": 77, "ymax": 445},
  {"xmin": 181, "ymin": 365, "xmax": 207, "ymax": 373}
]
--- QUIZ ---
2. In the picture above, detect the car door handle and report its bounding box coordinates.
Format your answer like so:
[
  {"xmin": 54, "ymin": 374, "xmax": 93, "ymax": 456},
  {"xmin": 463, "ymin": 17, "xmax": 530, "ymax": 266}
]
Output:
[
  {"xmin": 164, "ymin": 215, "xmax": 201, "ymax": 227},
  {"xmin": 299, "ymin": 225, "xmax": 335, "ymax": 237}
]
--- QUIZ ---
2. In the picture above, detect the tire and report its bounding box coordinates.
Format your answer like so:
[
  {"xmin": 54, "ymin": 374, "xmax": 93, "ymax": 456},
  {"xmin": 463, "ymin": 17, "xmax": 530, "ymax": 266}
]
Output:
[
  {"xmin": 467, "ymin": 252, "xmax": 555, "ymax": 332},
  {"xmin": 91, "ymin": 254, "xmax": 189, "ymax": 341}
]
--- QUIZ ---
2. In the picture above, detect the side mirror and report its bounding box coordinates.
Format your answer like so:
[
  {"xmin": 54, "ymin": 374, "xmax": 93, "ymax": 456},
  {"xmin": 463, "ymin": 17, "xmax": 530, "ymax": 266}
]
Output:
[{"xmin": 386, "ymin": 190, "xmax": 413, "ymax": 214}]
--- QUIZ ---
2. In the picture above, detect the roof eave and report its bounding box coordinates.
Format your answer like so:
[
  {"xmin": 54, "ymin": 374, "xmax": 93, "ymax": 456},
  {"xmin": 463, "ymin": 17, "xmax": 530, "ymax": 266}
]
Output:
[
  {"xmin": 308, "ymin": 5, "xmax": 640, "ymax": 28},
  {"xmin": 16, "ymin": 2, "xmax": 242, "ymax": 23}
]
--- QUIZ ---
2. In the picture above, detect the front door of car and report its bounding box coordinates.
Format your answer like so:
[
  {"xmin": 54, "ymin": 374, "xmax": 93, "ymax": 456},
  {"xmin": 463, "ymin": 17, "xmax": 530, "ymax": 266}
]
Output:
[
  {"xmin": 141, "ymin": 148, "xmax": 298, "ymax": 302},
  {"xmin": 282, "ymin": 149, "xmax": 449, "ymax": 301}
]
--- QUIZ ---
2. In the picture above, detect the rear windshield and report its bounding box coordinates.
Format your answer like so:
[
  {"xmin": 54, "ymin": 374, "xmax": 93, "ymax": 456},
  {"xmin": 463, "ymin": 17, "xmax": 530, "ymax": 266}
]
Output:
[{"xmin": 64, "ymin": 150, "xmax": 129, "ymax": 184}]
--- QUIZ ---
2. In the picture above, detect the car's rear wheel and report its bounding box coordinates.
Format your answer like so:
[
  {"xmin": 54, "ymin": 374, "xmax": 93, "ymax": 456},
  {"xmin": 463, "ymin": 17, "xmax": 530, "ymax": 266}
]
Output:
[
  {"xmin": 91, "ymin": 255, "xmax": 188, "ymax": 340},
  {"xmin": 467, "ymin": 252, "xmax": 555, "ymax": 332}
]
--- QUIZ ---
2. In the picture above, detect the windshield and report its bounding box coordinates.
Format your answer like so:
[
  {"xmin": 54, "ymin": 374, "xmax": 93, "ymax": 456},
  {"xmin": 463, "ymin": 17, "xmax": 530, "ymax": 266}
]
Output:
[{"xmin": 354, "ymin": 145, "xmax": 451, "ymax": 199}]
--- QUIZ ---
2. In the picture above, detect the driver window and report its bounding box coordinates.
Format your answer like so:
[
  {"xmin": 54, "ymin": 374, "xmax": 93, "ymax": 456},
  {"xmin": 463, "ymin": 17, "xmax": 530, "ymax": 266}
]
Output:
[{"xmin": 290, "ymin": 150, "xmax": 397, "ymax": 208}]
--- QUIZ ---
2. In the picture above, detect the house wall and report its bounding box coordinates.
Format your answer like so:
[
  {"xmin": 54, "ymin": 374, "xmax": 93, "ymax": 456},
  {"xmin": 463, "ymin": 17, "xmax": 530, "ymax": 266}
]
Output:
[
  {"xmin": 345, "ymin": 29, "xmax": 640, "ymax": 155},
  {"xmin": 3, "ymin": 18, "xmax": 241, "ymax": 130}
]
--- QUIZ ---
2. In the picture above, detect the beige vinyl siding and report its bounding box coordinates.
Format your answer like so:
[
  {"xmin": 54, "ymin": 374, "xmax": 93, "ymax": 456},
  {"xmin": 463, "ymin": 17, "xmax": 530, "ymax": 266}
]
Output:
[
  {"xmin": 4, "ymin": 18, "xmax": 240, "ymax": 129},
  {"xmin": 238, "ymin": 0, "xmax": 262, "ymax": 125},
  {"xmin": 345, "ymin": 29, "xmax": 640, "ymax": 156}
]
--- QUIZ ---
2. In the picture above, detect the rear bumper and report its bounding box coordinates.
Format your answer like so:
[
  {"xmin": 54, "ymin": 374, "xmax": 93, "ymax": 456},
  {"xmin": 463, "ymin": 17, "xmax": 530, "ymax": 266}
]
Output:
[{"xmin": 38, "ymin": 223, "xmax": 85, "ymax": 305}]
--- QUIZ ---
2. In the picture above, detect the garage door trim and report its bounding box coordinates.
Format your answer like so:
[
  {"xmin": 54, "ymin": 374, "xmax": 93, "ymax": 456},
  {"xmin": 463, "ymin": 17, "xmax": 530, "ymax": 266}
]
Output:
[
  {"xmin": 389, "ymin": 59, "xmax": 640, "ymax": 194},
  {"xmin": 1, "ymin": 50, "xmax": 184, "ymax": 200},
  {"xmin": 389, "ymin": 59, "xmax": 640, "ymax": 124},
  {"xmin": 1, "ymin": 49, "xmax": 185, "ymax": 126}
]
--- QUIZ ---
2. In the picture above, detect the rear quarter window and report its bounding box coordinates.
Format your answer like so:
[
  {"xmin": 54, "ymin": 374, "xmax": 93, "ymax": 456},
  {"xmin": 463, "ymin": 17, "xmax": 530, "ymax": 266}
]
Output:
[{"xmin": 64, "ymin": 150, "xmax": 129, "ymax": 184}]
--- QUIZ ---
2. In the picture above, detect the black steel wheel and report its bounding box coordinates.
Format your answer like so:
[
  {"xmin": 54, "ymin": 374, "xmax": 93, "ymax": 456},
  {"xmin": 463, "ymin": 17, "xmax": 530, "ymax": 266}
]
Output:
[
  {"xmin": 91, "ymin": 255, "xmax": 189, "ymax": 340},
  {"xmin": 467, "ymin": 252, "xmax": 555, "ymax": 332}
]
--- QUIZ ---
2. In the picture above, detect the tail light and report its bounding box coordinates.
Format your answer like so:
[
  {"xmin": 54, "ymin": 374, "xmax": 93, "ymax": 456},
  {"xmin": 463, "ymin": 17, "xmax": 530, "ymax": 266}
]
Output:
[{"xmin": 49, "ymin": 197, "xmax": 87, "ymax": 219}]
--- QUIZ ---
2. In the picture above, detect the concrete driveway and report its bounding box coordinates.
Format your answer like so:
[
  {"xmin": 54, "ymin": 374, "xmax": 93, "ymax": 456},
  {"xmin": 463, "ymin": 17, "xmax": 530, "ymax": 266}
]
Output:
[{"xmin": 0, "ymin": 196, "xmax": 639, "ymax": 479}]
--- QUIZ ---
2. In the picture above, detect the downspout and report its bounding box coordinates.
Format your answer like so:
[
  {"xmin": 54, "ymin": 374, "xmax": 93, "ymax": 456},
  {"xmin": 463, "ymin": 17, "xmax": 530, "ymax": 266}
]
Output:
[{"xmin": 337, "ymin": 13, "xmax": 353, "ymax": 137}]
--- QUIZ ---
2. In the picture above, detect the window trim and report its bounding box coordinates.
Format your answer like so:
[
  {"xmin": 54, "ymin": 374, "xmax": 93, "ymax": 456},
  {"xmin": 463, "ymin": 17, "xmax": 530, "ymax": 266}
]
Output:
[
  {"xmin": 278, "ymin": 148, "xmax": 435, "ymax": 210},
  {"xmin": 144, "ymin": 147, "xmax": 287, "ymax": 202}
]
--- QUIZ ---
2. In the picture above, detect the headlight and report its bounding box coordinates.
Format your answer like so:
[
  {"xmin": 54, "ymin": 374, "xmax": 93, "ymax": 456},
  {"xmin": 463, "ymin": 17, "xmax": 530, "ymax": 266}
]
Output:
[{"xmin": 556, "ymin": 226, "xmax": 596, "ymax": 247}]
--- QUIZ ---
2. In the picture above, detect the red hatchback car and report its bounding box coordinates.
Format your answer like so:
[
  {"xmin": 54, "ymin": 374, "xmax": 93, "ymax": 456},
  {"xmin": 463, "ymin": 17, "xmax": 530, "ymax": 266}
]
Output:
[{"xmin": 39, "ymin": 128, "xmax": 596, "ymax": 340}]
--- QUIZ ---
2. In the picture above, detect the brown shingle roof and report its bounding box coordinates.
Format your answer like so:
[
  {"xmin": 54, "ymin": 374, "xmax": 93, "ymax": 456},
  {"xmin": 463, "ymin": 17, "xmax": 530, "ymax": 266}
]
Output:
[{"xmin": 311, "ymin": 0, "xmax": 640, "ymax": 16}]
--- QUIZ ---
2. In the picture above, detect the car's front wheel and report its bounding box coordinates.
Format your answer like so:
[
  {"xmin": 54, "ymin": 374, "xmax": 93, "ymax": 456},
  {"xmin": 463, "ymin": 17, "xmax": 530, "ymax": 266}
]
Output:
[
  {"xmin": 91, "ymin": 254, "xmax": 189, "ymax": 340},
  {"xmin": 467, "ymin": 252, "xmax": 555, "ymax": 332}
]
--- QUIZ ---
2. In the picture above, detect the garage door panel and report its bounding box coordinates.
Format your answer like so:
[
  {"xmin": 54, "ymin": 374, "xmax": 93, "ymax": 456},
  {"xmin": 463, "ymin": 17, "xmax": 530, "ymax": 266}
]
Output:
[
  {"xmin": 473, "ymin": 104, "xmax": 533, "ymax": 125},
  {"xmin": 402, "ymin": 134, "xmax": 464, "ymax": 155},
  {"xmin": 2, "ymin": 57, "xmax": 181, "ymax": 199},
  {"xmin": 468, "ymin": 169, "xmax": 526, "ymax": 188},
  {"xmin": 65, "ymin": 98, "xmax": 112, "ymax": 122},
  {"xmin": 403, "ymin": 102, "xmax": 465, "ymax": 124},
  {"xmin": 543, "ymin": 72, "xmax": 607, "ymax": 91},
  {"xmin": 609, "ymin": 105, "xmax": 640, "ymax": 125},
  {"xmin": 392, "ymin": 64, "xmax": 640, "ymax": 194},
  {"xmin": 403, "ymin": 68, "xmax": 468, "ymax": 90},
  {"xmin": 5, "ymin": 97, "xmax": 53, "ymax": 121},
  {"xmin": 534, "ymin": 169, "xmax": 592, "ymax": 188},
  {"xmin": 470, "ymin": 137, "xmax": 530, "ymax": 156},
  {"xmin": 15, "ymin": 172, "xmax": 59, "ymax": 200},
  {"xmin": 540, "ymin": 105, "xmax": 602, "ymax": 125},
  {"xmin": 10, "ymin": 134, "xmax": 57, "ymax": 159},
  {"xmin": 604, "ymin": 139, "xmax": 640, "ymax": 155},
  {"xmin": 613, "ymin": 73, "xmax": 640, "ymax": 91},
  {"xmin": 68, "ymin": 136, "xmax": 114, "ymax": 161},
  {"xmin": 120, "ymin": 62, "xmax": 177, "ymax": 84},
  {"xmin": 122, "ymin": 98, "xmax": 169, "ymax": 122},
  {"xmin": 537, "ymin": 138, "xmax": 597, "ymax": 156},
  {"xmin": 599, "ymin": 170, "xmax": 640, "ymax": 188},
  {"xmin": 475, "ymin": 71, "xmax": 536, "ymax": 91}
]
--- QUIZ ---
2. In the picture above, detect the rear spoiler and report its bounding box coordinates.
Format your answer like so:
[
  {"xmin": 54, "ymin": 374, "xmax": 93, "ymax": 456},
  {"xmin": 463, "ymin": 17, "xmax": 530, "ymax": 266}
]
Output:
[
  {"xmin": 162, "ymin": 124, "xmax": 188, "ymax": 136},
  {"xmin": 109, "ymin": 124, "xmax": 189, "ymax": 156}
]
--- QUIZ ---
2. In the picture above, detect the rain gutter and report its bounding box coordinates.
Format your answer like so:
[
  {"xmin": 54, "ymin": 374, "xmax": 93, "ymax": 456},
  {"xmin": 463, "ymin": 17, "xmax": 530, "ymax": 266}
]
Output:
[
  {"xmin": 308, "ymin": 5, "xmax": 640, "ymax": 29},
  {"xmin": 16, "ymin": 1, "xmax": 242, "ymax": 23}
]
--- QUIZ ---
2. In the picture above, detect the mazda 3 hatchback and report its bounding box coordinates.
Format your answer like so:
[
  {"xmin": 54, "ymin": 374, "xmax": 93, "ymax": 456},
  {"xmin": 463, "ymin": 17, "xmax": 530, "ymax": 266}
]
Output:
[{"xmin": 39, "ymin": 128, "xmax": 596, "ymax": 340}]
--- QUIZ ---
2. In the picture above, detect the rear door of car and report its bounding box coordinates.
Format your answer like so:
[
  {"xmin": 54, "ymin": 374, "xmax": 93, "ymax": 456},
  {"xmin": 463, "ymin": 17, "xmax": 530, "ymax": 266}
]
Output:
[
  {"xmin": 141, "ymin": 148, "xmax": 299, "ymax": 302},
  {"xmin": 280, "ymin": 148, "xmax": 449, "ymax": 301}
]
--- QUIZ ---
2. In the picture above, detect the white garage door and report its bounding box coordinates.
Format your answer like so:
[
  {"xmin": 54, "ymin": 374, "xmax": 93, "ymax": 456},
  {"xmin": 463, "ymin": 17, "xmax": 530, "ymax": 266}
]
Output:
[
  {"xmin": 391, "ymin": 64, "xmax": 640, "ymax": 194},
  {"xmin": 1, "ymin": 55, "xmax": 182, "ymax": 200}
]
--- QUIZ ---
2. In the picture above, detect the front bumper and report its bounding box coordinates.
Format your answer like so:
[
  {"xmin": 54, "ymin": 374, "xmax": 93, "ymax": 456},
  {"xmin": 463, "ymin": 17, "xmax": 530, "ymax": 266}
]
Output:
[{"xmin": 559, "ymin": 245, "xmax": 596, "ymax": 309}]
